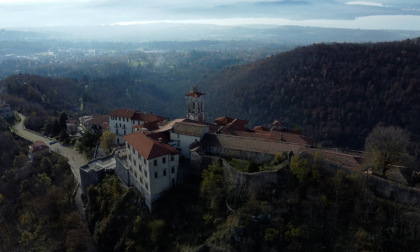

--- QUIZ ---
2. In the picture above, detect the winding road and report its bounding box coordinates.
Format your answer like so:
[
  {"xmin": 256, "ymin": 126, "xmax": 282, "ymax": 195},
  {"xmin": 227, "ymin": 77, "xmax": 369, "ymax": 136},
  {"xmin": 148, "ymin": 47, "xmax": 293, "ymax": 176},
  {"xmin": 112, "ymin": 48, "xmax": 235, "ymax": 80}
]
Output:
[
  {"xmin": 12, "ymin": 113, "xmax": 86, "ymax": 182},
  {"xmin": 12, "ymin": 113, "xmax": 87, "ymax": 217}
]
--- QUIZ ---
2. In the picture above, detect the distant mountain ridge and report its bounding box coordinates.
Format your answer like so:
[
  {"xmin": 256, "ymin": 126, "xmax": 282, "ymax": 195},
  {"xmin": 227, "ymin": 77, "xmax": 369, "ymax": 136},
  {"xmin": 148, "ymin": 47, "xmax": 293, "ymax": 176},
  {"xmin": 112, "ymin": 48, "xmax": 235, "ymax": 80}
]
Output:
[{"xmin": 205, "ymin": 38, "xmax": 420, "ymax": 149}]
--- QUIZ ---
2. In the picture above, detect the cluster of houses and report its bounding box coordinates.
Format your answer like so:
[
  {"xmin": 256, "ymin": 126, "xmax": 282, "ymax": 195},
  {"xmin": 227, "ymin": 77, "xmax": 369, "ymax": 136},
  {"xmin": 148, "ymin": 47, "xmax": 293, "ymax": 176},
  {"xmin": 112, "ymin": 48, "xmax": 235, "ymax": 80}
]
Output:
[{"xmin": 80, "ymin": 86, "xmax": 316, "ymax": 210}]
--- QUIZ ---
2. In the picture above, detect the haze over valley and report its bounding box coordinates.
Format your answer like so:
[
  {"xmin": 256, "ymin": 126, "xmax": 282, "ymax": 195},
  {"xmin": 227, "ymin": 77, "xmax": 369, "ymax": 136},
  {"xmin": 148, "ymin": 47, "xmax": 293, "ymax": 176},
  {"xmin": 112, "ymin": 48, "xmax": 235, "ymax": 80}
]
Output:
[{"xmin": 2, "ymin": 0, "xmax": 420, "ymax": 251}]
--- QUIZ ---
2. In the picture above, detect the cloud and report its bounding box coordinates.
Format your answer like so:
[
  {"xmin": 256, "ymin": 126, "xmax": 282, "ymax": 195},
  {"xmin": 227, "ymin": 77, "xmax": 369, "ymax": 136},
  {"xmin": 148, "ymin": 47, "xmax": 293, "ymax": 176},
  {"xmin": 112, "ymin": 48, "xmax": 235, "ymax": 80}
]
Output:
[
  {"xmin": 0, "ymin": 0, "xmax": 419, "ymax": 30},
  {"xmin": 110, "ymin": 15, "xmax": 420, "ymax": 30},
  {"xmin": 345, "ymin": 1, "xmax": 384, "ymax": 7}
]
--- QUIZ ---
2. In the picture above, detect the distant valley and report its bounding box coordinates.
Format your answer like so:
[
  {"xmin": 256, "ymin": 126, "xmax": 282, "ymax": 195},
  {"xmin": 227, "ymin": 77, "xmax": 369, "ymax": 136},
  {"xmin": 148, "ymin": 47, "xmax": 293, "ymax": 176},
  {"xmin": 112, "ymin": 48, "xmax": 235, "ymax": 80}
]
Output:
[{"xmin": 1, "ymin": 32, "xmax": 420, "ymax": 151}]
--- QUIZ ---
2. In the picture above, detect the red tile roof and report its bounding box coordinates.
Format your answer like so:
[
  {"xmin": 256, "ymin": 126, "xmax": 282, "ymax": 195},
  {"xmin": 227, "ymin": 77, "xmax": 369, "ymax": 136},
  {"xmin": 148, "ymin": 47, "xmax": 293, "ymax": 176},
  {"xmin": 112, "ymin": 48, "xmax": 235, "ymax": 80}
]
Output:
[
  {"xmin": 185, "ymin": 86, "xmax": 205, "ymax": 98},
  {"xmin": 29, "ymin": 141, "xmax": 49, "ymax": 153},
  {"xmin": 89, "ymin": 115, "xmax": 109, "ymax": 127},
  {"xmin": 124, "ymin": 131, "xmax": 179, "ymax": 160},
  {"xmin": 202, "ymin": 133, "xmax": 305, "ymax": 155},
  {"xmin": 215, "ymin": 116, "xmax": 235, "ymax": 126},
  {"xmin": 253, "ymin": 126, "xmax": 269, "ymax": 131},
  {"xmin": 110, "ymin": 109, "xmax": 136, "ymax": 118},
  {"xmin": 133, "ymin": 121, "xmax": 160, "ymax": 131},
  {"xmin": 223, "ymin": 119, "xmax": 249, "ymax": 131},
  {"xmin": 220, "ymin": 127, "xmax": 314, "ymax": 146},
  {"xmin": 147, "ymin": 132, "xmax": 170, "ymax": 144},
  {"xmin": 132, "ymin": 113, "xmax": 166, "ymax": 123}
]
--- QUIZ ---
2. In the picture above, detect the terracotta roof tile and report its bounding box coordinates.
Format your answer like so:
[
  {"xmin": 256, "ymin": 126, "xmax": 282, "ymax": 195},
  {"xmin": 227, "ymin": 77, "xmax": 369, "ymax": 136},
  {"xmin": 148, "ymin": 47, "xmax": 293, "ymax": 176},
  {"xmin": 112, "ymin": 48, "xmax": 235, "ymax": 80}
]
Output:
[
  {"xmin": 220, "ymin": 128, "xmax": 314, "ymax": 146},
  {"xmin": 88, "ymin": 115, "xmax": 109, "ymax": 126},
  {"xmin": 202, "ymin": 133, "xmax": 305, "ymax": 155},
  {"xmin": 110, "ymin": 109, "xmax": 136, "ymax": 118},
  {"xmin": 132, "ymin": 113, "xmax": 166, "ymax": 123},
  {"xmin": 185, "ymin": 86, "xmax": 205, "ymax": 98},
  {"xmin": 216, "ymin": 117, "xmax": 249, "ymax": 132},
  {"xmin": 215, "ymin": 116, "xmax": 235, "ymax": 126},
  {"xmin": 124, "ymin": 131, "xmax": 179, "ymax": 160},
  {"xmin": 29, "ymin": 141, "xmax": 49, "ymax": 153}
]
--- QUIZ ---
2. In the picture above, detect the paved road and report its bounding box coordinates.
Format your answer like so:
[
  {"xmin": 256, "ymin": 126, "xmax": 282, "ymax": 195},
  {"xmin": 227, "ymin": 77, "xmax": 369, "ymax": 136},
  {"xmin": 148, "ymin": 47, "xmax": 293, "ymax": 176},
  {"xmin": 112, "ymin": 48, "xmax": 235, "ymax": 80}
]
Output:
[
  {"xmin": 12, "ymin": 113, "xmax": 86, "ymax": 183},
  {"xmin": 12, "ymin": 114, "xmax": 96, "ymax": 250}
]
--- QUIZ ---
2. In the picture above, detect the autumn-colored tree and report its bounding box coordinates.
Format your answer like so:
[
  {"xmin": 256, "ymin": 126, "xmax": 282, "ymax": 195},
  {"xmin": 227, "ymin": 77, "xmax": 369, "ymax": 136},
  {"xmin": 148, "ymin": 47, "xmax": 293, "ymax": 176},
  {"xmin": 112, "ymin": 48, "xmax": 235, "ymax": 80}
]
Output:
[
  {"xmin": 100, "ymin": 131, "xmax": 116, "ymax": 154},
  {"xmin": 364, "ymin": 125, "xmax": 410, "ymax": 177},
  {"xmin": 290, "ymin": 155, "xmax": 311, "ymax": 184}
]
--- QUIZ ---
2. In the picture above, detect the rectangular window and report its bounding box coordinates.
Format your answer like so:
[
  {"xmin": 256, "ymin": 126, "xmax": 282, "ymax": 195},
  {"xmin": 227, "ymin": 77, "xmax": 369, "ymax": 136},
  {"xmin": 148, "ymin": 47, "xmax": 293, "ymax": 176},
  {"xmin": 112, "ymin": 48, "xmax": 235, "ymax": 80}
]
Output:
[
  {"xmin": 163, "ymin": 169, "xmax": 167, "ymax": 176},
  {"xmin": 145, "ymin": 183, "xmax": 148, "ymax": 190},
  {"xmin": 171, "ymin": 156, "xmax": 174, "ymax": 162},
  {"xmin": 171, "ymin": 167, "xmax": 175, "ymax": 174},
  {"xmin": 143, "ymin": 159, "xmax": 146, "ymax": 165},
  {"xmin": 154, "ymin": 160, "xmax": 157, "ymax": 166},
  {"xmin": 154, "ymin": 172, "xmax": 158, "ymax": 179},
  {"xmin": 144, "ymin": 170, "xmax": 148, "ymax": 178},
  {"xmin": 162, "ymin": 157, "xmax": 166, "ymax": 164}
]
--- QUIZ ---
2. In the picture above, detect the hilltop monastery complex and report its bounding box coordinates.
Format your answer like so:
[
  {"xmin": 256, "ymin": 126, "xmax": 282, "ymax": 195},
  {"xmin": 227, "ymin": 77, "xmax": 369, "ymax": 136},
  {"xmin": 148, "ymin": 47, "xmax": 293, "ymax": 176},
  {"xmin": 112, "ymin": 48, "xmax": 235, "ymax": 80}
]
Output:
[{"xmin": 80, "ymin": 86, "xmax": 324, "ymax": 210}]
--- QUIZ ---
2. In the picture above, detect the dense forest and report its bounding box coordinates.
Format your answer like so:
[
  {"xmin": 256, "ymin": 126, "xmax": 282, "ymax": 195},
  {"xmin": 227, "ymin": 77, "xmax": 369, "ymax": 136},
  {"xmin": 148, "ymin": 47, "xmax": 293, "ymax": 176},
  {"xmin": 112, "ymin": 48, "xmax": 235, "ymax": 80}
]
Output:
[
  {"xmin": 0, "ymin": 119, "xmax": 93, "ymax": 251},
  {"xmin": 204, "ymin": 38, "xmax": 420, "ymax": 150}
]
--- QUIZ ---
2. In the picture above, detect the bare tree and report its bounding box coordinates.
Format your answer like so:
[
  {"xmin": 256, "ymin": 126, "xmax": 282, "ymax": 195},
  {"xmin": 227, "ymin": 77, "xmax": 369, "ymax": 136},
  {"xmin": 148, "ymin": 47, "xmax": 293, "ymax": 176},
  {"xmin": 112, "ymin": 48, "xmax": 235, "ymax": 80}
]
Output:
[{"xmin": 364, "ymin": 125, "xmax": 410, "ymax": 177}]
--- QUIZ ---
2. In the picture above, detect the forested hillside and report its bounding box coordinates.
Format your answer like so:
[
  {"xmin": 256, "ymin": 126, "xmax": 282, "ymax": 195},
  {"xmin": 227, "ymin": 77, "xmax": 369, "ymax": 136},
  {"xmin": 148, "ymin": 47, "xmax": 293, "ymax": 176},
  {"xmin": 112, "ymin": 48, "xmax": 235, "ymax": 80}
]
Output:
[
  {"xmin": 205, "ymin": 38, "xmax": 420, "ymax": 149},
  {"xmin": 3, "ymin": 38, "xmax": 420, "ymax": 150},
  {"xmin": 0, "ymin": 122, "xmax": 92, "ymax": 251}
]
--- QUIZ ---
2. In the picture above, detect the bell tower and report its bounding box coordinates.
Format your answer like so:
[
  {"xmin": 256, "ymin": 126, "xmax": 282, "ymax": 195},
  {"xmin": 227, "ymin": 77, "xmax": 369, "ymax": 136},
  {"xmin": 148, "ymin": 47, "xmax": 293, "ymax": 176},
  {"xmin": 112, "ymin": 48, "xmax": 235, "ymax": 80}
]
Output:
[{"xmin": 185, "ymin": 86, "xmax": 205, "ymax": 122}]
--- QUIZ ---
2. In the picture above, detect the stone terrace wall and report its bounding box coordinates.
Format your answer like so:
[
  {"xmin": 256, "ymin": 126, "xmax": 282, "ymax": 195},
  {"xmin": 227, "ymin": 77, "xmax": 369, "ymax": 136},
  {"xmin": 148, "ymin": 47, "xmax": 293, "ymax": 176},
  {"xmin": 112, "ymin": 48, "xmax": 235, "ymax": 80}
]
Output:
[
  {"xmin": 368, "ymin": 175, "xmax": 420, "ymax": 207},
  {"xmin": 204, "ymin": 155, "xmax": 420, "ymax": 208},
  {"xmin": 221, "ymin": 159, "xmax": 278, "ymax": 187},
  {"xmin": 201, "ymin": 156, "xmax": 279, "ymax": 188}
]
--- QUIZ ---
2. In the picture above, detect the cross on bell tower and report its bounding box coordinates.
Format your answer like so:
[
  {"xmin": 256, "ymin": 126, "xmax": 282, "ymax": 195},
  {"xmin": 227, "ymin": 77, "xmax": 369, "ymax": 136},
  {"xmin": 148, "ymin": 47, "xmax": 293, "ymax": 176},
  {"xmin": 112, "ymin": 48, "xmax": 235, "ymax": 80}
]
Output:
[{"xmin": 185, "ymin": 86, "xmax": 205, "ymax": 122}]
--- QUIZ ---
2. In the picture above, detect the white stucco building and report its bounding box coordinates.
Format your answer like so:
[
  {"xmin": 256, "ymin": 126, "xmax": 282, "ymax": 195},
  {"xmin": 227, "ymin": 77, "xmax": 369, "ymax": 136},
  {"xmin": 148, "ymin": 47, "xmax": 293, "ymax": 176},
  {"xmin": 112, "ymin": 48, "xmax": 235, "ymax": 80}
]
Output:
[
  {"xmin": 169, "ymin": 121, "xmax": 209, "ymax": 158},
  {"xmin": 109, "ymin": 109, "xmax": 166, "ymax": 144},
  {"xmin": 124, "ymin": 131, "xmax": 179, "ymax": 210}
]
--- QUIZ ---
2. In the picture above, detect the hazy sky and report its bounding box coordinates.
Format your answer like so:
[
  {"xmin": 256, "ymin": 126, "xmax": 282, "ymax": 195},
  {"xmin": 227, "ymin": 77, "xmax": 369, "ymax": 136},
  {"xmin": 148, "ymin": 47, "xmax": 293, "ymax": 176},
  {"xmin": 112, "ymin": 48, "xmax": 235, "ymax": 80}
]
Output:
[{"xmin": 1, "ymin": 0, "xmax": 420, "ymax": 30}]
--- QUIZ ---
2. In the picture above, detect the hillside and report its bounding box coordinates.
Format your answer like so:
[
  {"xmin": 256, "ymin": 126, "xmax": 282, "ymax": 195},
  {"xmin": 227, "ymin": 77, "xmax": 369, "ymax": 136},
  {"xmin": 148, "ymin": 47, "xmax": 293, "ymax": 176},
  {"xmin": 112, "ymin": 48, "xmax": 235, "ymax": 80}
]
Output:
[
  {"xmin": 2, "ymin": 38, "xmax": 420, "ymax": 150},
  {"xmin": 204, "ymin": 38, "xmax": 420, "ymax": 149}
]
